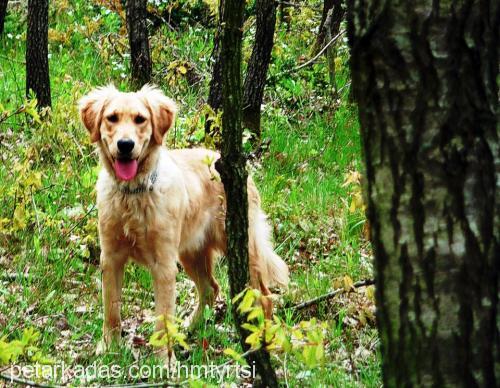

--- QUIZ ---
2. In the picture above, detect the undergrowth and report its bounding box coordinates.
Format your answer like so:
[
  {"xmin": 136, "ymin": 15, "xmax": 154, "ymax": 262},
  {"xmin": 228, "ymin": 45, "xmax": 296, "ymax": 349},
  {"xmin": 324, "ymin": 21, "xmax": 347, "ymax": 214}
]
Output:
[{"xmin": 0, "ymin": 0, "xmax": 380, "ymax": 386}]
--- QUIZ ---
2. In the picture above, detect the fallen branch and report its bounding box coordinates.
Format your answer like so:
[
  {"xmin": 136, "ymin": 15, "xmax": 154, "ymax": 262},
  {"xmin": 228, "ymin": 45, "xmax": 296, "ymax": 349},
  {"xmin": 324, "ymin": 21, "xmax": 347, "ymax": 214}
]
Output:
[
  {"xmin": 0, "ymin": 372, "xmax": 62, "ymax": 388},
  {"xmin": 287, "ymin": 278, "xmax": 375, "ymax": 311},
  {"xmin": 62, "ymin": 204, "xmax": 96, "ymax": 238},
  {"xmin": 338, "ymin": 80, "xmax": 351, "ymax": 94},
  {"xmin": 275, "ymin": 30, "xmax": 346, "ymax": 78}
]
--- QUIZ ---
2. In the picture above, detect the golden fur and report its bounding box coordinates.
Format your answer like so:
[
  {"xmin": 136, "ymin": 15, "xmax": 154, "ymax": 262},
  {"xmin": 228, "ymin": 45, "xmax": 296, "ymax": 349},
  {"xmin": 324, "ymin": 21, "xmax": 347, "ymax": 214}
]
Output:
[{"xmin": 79, "ymin": 85, "xmax": 289, "ymax": 360}]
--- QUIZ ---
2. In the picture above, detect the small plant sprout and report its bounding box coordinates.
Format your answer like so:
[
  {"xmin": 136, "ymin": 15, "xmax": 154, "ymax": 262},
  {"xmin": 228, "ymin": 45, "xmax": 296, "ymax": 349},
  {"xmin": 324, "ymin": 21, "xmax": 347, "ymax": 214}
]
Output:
[
  {"xmin": 149, "ymin": 315, "xmax": 190, "ymax": 356},
  {"xmin": 227, "ymin": 288, "xmax": 328, "ymax": 369}
]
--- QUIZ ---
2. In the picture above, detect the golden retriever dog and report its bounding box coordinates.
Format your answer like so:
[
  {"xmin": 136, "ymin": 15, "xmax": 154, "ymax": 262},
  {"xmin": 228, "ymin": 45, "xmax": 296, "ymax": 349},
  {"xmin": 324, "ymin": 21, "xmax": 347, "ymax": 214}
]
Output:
[{"xmin": 79, "ymin": 85, "xmax": 289, "ymax": 363}]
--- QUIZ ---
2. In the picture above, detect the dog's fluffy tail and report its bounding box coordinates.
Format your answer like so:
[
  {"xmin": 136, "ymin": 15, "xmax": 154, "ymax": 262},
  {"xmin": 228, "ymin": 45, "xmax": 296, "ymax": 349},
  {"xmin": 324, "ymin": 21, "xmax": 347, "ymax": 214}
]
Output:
[{"xmin": 253, "ymin": 210, "xmax": 289, "ymax": 288}]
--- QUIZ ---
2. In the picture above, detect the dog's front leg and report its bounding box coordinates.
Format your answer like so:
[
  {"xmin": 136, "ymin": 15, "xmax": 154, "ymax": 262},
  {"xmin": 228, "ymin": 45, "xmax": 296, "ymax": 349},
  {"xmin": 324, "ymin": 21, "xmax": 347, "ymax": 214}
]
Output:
[
  {"xmin": 151, "ymin": 250, "xmax": 178, "ymax": 368},
  {"xmin": 98, "ymin": 251, "xmax": 126, "ymax": 353}
]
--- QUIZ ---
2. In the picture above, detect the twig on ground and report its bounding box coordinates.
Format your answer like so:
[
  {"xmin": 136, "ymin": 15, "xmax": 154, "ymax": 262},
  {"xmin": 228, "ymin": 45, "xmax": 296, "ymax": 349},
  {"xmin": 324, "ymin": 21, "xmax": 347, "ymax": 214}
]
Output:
[
  {"xmin": 286, "ymin": 279, "xmax": 375, "ymax": 311},
  {"xmin": 0, "ymin": 105, "xmax": 24, "ymax": 125},
  {"xmin": 337, "ymin": 81, "xmax": 351, "ymax": 95},
  {"xmin": 0, "ymin": 372, "xmax": 63, "ymax": 388},
  {"xmin": 62, "ymin": 204, "xmax": 96, "ymax": 238},
  {"xmin": 274, "ymin": 232, "xmax": 293, "ymax": 253}
]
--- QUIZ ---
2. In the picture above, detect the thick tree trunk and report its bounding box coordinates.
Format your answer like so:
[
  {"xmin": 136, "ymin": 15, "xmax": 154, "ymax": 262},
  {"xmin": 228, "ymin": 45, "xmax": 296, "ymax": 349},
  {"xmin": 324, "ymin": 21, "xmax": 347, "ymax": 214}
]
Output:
[
  {"xmin": 348, "ymin": 1, "xmax": 499, "ymax": 386},
  {"xmin": 242, "ymin": 0, "xmax": 277, "ymax": 140},
  {"xmin": 312, "ymin": 0, "xmax": 344, "ymax": 55},
  {"xmin": 205, "ymin": 0, "xmax": 224, "ymax": 137},
  {"xmin": 126, "ymin": 0, "xmax": 152, "ymax": 88},
  {"xmin": 26, "ymin": 0, "xmax": 51, "ymax": 108},
  {"xmin": 216, "ymin": 0, "xmax": 278, "ymax": 385},
  {"xmin": 0, "ymin": 0, "xmax": 8, "ymax": 36}
]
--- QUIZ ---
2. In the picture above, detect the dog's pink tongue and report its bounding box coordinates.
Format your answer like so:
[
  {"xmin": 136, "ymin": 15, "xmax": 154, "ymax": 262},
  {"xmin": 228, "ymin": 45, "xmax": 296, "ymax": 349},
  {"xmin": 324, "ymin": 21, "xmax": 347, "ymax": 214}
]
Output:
[{"xmin": 114, "ymin": 159, "xmax": 138, "ymax": 181}]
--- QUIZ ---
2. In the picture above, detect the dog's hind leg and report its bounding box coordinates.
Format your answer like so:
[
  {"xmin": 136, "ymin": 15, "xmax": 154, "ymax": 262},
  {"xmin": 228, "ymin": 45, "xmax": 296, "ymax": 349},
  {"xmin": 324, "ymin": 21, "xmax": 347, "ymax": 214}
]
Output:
[{"xmin": 180, "ymin": 247, "xmax": 220, "ymax": 331}]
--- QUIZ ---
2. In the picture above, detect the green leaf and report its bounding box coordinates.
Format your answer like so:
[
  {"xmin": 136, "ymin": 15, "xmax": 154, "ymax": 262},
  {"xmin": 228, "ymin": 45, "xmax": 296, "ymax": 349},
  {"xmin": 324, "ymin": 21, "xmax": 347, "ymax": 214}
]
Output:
[
  {"xmin": 245, "ymin": 331, "xmax": 262, "ymax": 349},
  {"xmin": 232, "ymin": 288, "xmax": 247, "ymax": 305},
  {"xmin": 241, "ymin": 323, "xmax": 260, "ymax": 333},
  {"xmin": 247, "ymin": 307, "xmax": 264, "ymax": 322},
  {"xmin": 223, "ymin": 348, "xmax": 246, "ymax": 364},
  {"xmin": 303, "ymin": 345, "xmax": 318, "ymax": 368},
  {"xmin": 238, "ymin": 289, "xmax": 256, "ymax": 314}
]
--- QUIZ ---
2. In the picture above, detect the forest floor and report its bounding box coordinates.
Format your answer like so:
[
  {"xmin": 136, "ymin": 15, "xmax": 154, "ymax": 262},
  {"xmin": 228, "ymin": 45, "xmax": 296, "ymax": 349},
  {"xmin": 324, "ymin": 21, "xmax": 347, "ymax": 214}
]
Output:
[{"xmin": 0, "ymin": 1, "xmax": 380, "ymax": 386}]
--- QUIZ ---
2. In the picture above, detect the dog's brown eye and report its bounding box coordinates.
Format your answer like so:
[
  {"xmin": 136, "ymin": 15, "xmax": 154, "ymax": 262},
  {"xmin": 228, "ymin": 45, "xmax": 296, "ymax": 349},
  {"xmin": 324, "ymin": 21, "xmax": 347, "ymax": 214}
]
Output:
[
  {"xmin": 107, "ymin": 114, "xmax": 118, "ymax": 123},
  {"xmin": 134, "ymin": 115, "xmax": 146, "ymax": 124}
]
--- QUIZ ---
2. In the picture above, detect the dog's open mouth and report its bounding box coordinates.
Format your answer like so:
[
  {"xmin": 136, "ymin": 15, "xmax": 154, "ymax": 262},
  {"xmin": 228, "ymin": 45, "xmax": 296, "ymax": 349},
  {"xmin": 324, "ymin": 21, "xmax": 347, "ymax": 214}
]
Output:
[{"xmin": 114, "ymin": 158, "xmax": 138, "ymax": 181}]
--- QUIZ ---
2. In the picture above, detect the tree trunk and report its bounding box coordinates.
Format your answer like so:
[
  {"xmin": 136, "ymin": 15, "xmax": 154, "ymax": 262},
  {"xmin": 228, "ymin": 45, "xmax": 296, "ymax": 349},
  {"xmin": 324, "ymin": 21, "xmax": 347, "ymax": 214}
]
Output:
[
  {"xmin": 242, "ymin": 0, "xmax": 277, "ymax": 141},
  {"xmin": 126, "ymin": 0, "xmax": 152, "ymax": 88},
  {"xmin": 324, "ymin": 7, "xmax": 337, "ymax": 93},
  {"xmin": 0, "ymin": 0, "xmax": 8, "ymax": 36},
  {"xmin": 205, "ymin": 0, "xmax": 224, "ymax": 138},
  {"xmin": 216, "ymin": 0, "xmax": 278, "ymax": 385},
  {"xmin": 348, "ymin": 1, "xmax": 499, "ymax": 386},
  {"xmin": 26, "ymin": 0, "xmax": 51, "ymax": 108},
  {"xmin": 312, "ymin": 0, "xmax": 344, "ymax": 55}
]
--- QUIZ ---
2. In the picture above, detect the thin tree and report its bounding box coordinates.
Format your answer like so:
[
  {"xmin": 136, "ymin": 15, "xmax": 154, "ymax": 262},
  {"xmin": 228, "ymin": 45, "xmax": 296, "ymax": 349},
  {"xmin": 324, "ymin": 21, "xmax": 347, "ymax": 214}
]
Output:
[
  {"xmin": 215, "ymin": 0, "xmax": 278, "ymax": 385},
  {"xmin": 0, "ymin": 0, "xmax": 8, "ymax": 36},
  {"xmin": 312, "ymin": 0, "xmax": 344, "ymax": 55},
  {"xmin": 26, "ymin": 0, "xmax": 51, "ymax": 108},
  {"xmin": 348, "ymin": 0, "xmax": 499, "ymax": 386},
  {"xmin": 242, "ymin": 0, "xmax": 277, "ymax": 140},
  {"xmin": 205, "ymin": 0, "xmax": 224, "ymax": 137},
  {"xmin": 126, "ymin": 0, "xmax": 152, "ymax": 88}
]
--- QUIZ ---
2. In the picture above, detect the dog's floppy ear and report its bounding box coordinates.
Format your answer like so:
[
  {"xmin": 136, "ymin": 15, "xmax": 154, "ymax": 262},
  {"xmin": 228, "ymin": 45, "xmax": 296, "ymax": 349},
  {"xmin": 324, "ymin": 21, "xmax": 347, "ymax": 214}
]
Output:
[
  {"xmin": 79, "ymin": 85, "xmax": 118, "ymax": 143},
  {"xmin": 139, "ymin": 85, "xmax": 178, "ymax": 145}
]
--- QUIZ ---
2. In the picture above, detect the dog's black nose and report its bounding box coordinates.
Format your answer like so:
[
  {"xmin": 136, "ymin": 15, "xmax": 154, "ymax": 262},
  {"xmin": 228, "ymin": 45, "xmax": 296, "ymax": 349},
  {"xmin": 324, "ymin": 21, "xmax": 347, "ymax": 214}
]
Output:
[{"xmin": 117, "ymin": 139, "xmax": 135, "ymax": 154}]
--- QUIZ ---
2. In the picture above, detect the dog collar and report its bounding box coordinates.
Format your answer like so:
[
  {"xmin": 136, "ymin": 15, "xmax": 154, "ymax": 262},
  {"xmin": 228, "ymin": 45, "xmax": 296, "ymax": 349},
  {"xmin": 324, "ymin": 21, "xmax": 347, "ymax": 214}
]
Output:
[{"xmin": 119, "ymin": 169, "xmax": 158, "ymax": 195}]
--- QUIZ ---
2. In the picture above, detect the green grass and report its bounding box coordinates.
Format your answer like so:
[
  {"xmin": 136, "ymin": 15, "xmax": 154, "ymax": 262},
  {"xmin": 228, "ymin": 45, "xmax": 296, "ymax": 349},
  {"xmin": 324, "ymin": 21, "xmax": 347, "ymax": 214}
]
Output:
[{"xmin": 0, "ymin": 0, "xmax": 380, "ymax": 386}]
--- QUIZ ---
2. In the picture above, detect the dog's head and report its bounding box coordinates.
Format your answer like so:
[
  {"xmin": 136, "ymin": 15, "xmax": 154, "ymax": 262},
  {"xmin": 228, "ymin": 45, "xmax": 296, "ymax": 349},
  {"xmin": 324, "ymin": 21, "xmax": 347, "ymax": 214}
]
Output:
[{"xmin": 79, "ymin": 85, "xmax": 177, "ymax": 181}]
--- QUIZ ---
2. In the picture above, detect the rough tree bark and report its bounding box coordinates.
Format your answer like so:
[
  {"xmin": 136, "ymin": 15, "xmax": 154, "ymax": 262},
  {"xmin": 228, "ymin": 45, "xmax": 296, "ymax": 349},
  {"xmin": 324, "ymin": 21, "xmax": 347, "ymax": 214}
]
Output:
[
  {"xmin": 324, "ymin": 8, "xmax": 339, "ymax": 93},
  {"xmin": 26, "ymin": 0, "xmax": 51, "ymax": 108},
  {"xmin": 205, "ymin": 0, "xmax": 224, "ymax": 137},
  {"xmin": 312, "ymin": 0, "xmax": 344, "ymax": 55},
  {"xmin": 312, "ymin": 0, "xmax": 345, "ymax": 93},
  {"xmin": 215, "ymin": 0, "xmax": 278, "ymax": 385},
  {"xmin": 126, "ymin": 0, "xmax": 152, "ymax": 88},
  {"xmin": 348, "ymin": 1, "xmax": 499, "ymax": 386},
  {"xmin": 0, "ymin": 0, "xmax": 8, "ymax": 36},
  {"xmin": 242, "ymin": 0, "xmax": 277, "ymax": 140}
]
